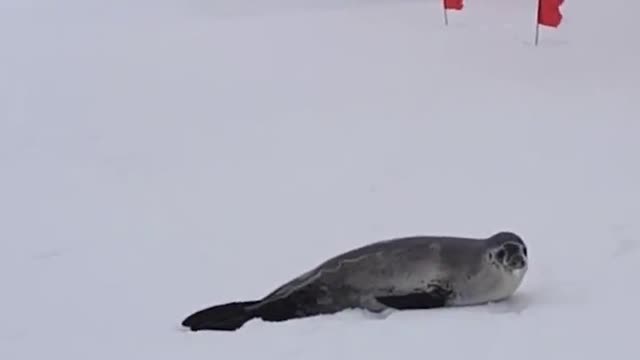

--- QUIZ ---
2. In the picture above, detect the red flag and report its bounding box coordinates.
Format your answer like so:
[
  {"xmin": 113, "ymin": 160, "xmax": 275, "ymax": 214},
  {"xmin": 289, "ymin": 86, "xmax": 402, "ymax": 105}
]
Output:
[
  {"xmin": 538, "ymin": 0, "xmax": 564, "ymax": 27},
  {"xmin": 444, "ymin": 0, "xmax": 463, "ymax": 10}
]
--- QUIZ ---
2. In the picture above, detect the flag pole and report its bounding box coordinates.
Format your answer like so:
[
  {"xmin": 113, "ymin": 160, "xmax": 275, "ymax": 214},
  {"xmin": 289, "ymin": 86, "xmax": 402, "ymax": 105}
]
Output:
[
  {"xmin": 443, "ymin": 6, "xmax": 449, "ymax": 26},
  {"xmin": 534, "ymin": 0, "xmax": 540, "ymax": 46}
]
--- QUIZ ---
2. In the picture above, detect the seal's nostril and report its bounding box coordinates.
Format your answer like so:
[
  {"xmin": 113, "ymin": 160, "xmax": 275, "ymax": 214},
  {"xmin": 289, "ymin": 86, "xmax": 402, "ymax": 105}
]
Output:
[{"xmin": 508, "ymin": 254, "xmax": 526, "ymax": 268}]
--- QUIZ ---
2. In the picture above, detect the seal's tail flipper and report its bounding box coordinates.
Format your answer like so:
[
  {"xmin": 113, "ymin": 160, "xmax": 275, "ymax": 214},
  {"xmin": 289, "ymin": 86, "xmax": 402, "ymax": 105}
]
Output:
[{"xmin": 181, "ymin": 301, "xmax": 261, "ymax": 331}]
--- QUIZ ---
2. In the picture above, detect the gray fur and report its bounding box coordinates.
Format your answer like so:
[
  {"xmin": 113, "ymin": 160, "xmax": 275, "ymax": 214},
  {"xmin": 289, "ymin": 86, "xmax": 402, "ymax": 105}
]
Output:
[{"xmin": 182, "ymin": 231, "xmax": 528, "ymax": 331}]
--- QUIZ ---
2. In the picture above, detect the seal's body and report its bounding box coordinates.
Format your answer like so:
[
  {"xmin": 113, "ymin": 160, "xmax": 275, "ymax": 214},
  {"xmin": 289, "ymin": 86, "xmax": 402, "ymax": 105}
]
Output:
[{"xmin": 182, "ymin": 231, "xmax": 528, "ymax": 331}]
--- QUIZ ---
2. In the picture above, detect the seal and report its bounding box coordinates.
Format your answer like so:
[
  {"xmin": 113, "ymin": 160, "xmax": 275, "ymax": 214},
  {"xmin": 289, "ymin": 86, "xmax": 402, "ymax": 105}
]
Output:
[{"xmin": 181, "ymin": 231, "xmax": 528, "ymax": 331}]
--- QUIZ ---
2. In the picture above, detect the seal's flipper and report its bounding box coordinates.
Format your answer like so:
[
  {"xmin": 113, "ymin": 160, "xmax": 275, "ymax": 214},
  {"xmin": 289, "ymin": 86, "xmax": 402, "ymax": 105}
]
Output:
[
  {"xmin": 181, "ymin": 301, "xmax": 260, "ymax": 331},
  {"xmin": 254, "ymin": 286, "xmax": 332, "ymax": 322},
  {"xmin": 375, "ymin": 286, "xmax": 452, "ymax": 310},
  {"xmin": 182, "ymin": 283, "xmax": 336, "ymax": 331}
]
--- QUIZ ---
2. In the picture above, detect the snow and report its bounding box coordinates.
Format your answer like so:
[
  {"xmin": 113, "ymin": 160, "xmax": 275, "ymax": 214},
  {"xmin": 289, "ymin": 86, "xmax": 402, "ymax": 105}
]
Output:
[{"xmin": 1, "ymin": 0, "xmax": 639, "ymax": 358}]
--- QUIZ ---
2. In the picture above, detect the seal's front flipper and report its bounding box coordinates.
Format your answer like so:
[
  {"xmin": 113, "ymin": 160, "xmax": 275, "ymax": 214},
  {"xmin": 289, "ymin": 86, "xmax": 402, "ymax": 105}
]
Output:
[
  {"xmin": 375, "ymin": 286, "xmax": 452, "ymax": 310},
  {"xmin": 182, "ymin": 300, "xmax": 261, "ymax": 331}
]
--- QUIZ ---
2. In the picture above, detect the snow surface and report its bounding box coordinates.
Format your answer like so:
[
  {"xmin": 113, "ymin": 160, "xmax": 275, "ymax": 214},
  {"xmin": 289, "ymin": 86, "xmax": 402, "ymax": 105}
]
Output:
[{"xmin": 1, "ymin": 0, "xmax": 639, "ymax": 358}]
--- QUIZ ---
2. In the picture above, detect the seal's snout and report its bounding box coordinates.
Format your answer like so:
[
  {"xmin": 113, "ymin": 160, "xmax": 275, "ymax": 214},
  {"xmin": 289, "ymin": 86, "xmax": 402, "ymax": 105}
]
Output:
[{"xmin": 508, "ymin": 254, "xmax": 526, "ymax": 269}]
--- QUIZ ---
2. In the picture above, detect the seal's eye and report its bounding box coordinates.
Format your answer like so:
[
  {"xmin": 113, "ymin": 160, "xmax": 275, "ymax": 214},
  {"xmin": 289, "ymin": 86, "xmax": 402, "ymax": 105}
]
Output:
[
  {"xmin": 496, "ymin": 249, "xmax": 506, "ymax": 260},
  {"xmin": 522, "ymin": 247, "xmax": 527, "ymax": 256}
]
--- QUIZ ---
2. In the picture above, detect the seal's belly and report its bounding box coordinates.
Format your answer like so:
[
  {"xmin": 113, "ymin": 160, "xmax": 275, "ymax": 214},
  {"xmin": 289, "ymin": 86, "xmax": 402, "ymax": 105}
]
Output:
[{"xmin": 452, "ymin": 268, "xmax": 527, "ymax": 306}]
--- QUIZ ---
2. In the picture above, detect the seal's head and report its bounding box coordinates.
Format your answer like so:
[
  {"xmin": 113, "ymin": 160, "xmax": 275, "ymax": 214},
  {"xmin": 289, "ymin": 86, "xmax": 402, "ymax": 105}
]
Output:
[{"xmin": 486, "ymin": 231, "xmax": 528, "ymax": 273}]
